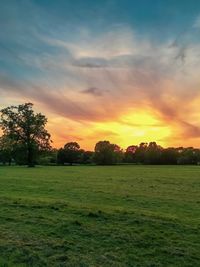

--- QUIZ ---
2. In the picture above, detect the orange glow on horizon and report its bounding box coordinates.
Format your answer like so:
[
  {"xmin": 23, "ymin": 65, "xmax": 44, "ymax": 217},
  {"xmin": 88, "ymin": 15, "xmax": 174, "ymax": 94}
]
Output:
[
  {"xmin": 2, "ymin": 99, "xmax": 200, "ymax": 151},
  {"xmin": 47, "ymin": 109, "xmax": 172, "ymax": 150}
]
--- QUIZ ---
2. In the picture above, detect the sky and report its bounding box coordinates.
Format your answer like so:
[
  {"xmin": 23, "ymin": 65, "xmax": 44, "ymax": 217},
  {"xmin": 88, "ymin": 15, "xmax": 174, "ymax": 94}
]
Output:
[{"xmin": 1, "ymin": 0, "xmax": 200, "ymax": 150}]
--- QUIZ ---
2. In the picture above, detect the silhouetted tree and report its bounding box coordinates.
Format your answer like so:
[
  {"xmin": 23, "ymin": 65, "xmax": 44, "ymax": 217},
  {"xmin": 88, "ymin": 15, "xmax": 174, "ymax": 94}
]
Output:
[
  {"xmin": 38, "ymin": 148, "xmax": 58, "ymax": 165},
  {"xmin": 0, "ymin": 136, "xmax": 13, "ymax": 165},
  {"xmin": 145, "ymin": 142, "xmax": 163, "ymax": 164},
  {"xmin": 0, "ymin": 103, "xmax": 51, "ymax": 167},
  {"xmin": 161, "ymin": 147, "xmax": 178, "ymax": 164},
  {"xmin": 80, "ymin": 150, "xmax": 94, "ymax": 164},
  {"xmin": 134, "ymin": 142, "xmax": 148, "ymax": 163},
  {"xmin": 177, "ymin": 147, "xmax": 199, "ymax": 165},
  {"xmin": 124, "ymin": 145, "xmax": 138, "ymax": 163},
  {"xmin": 57, "ymin": 148, "xmax": 66, "ymax": 165},
  {"xmin": 57, "ymin": 142, "xmax": 81, "ymax": 165},
  {"xmin": 94, "ymin": 140, "xmax": 123, "ymax": 165}
]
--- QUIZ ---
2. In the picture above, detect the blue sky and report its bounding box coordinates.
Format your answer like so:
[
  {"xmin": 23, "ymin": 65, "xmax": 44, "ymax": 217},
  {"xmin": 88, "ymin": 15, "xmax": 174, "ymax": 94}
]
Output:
[
  {"xmin": 1, "ymin": 0, "xmax": 200, "ymax": 149},
  {"xmin": 1, "ymin": 0, "xmax": 200, "ymax": 79}
]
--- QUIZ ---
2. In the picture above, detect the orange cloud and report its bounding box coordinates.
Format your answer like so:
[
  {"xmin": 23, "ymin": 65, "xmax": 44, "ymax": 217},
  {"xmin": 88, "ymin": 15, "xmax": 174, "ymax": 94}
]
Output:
[{"xmin": 1, "ymin": 26, "xmax": 200, "ymax": 149}]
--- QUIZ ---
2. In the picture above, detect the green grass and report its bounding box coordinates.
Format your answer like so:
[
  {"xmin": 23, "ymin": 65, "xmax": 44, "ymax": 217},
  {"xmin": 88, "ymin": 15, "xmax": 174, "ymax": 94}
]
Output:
[{"xmin": 0, "ymin": 165, "xmax": 199, "ymax": 267}]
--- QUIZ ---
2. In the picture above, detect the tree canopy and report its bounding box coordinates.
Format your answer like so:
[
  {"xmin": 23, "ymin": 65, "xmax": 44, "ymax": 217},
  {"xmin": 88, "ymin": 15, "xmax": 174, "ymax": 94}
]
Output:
[
  {"xmin": 0, "ymin": 103, "xmax": 51, "ymax": 167},
  {"xmin": 94, "ymin": 140, "xmax": 123, "ymax": 165},
  {"xmin": 57, "ymin": 142, "xmax": 82, "ymax": 165}
]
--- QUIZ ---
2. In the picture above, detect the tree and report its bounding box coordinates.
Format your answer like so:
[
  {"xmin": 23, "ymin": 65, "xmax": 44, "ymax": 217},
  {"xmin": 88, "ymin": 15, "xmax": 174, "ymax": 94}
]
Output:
[
  {"xmin": 145, "ymin": 142, "xmax": 163, "ymax": 164},
  {"xmin": 94, "ymin": 140, "xmax": 123, "ymax": 165},
  {"xmin": 57, "ymin": 142, "xmax": 81, "ymax": 165},
  {"xmin": 124, "ymin": 145, "xmax": 138, "ymax": 163},
  {"xmin": 134, "ymin": 142, "xmax": 148, "ymax": 163},
  {"xmin": 161, "ymin": 147, "xmax": 178, "ymax": 164},
  {"xmin": 0, "ymin": 135, "xmax": 13, "ymax": 165},
  {"xmin": 79, "ymin": 150, "xmax": 94, "ymax": 164},
  {"xmin": 13, "ymin": 143, "xmax": 28, "ymax": 165},
  {"xmin": 37, "ymin": 148, "xmax": 58, "ymax": 165},
  {"xmin": 177, "ymin": 147, "xmax": 199, "ymax": 165},
  {"xmin": 0, "ymin": 103, "xmax": 51, "ymax": 167},
  {"xmin": 57, "ymin": 148, "xmax": 66, "ymax": 165}
]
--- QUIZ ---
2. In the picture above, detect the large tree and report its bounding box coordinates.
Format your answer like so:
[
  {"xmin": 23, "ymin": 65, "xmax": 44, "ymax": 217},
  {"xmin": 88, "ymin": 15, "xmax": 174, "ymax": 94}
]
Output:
[
  {"xmin": 57, "ymin": 142, "xmax": 81, "ymax": 165},
  {"xmin": 0, "ymin": 103, "xmax": 51, "ymax": 167},
  {"xmin": 94, "ymin": 140, "xmax": 123, "ymax": 165}
]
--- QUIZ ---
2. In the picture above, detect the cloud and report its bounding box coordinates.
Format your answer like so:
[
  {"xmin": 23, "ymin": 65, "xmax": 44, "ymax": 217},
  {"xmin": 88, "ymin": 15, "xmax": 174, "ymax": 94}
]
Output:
[
  {"xmin": 1, "ymin": 9, "xmax": 200, "ymax": 147},
  {"xmin": 72, "ymin": 57, "xmax": 108, "ymax": 68},
  {"xmin": 81, "ymin": 87, "xmax": 103, "ymax": 96}
]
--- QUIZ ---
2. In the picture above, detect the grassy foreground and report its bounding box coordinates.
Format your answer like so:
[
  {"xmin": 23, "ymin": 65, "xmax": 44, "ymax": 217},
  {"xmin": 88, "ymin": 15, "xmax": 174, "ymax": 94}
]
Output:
[{"xmin": 0, "ymin": 165, "xmax": 199, "ymax": 267}]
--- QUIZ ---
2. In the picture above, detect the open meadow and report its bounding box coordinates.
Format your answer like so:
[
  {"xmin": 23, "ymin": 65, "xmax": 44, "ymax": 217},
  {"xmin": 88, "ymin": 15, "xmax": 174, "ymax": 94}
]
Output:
[{"xmin": 0, "ymin": 165, "xmax": 200, "ymax": 267}]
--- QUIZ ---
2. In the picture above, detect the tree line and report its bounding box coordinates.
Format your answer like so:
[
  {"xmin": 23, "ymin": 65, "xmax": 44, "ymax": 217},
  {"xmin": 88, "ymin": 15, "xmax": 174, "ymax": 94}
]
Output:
[{"xmin": 1, "ymin": 103, "xmax": 200, "ymax": 166}]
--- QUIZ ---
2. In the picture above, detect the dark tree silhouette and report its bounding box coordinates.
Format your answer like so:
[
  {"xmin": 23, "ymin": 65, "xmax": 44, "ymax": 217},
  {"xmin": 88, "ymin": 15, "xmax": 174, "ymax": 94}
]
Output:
[
  {"xmin": 161, "ymin": 147, "xmax": 178, "ymax": 164},
  {"xmin": 0, "ymin": 103, "xmax": 51, "ymax": 167},
  {"xmin": 145, "ymin": 142, "xmax": 163, "ymax": 164},
  {"xmin": 57, "ymin": 142, "xmax": 81, "ymax": 165},
  {"xmin": 80, "ymin": 150, "xmax": 94, "ymax": 164},
  {"xmin": 177, "ymin": 147, "xmax": 200, "ymax": 164},
  {"xmin": 134, "ymin": 142, "xmax": 148, "ymax": 163},
  {"xmin": 124, "ymin": 145, "xmax": 138, "ymax": 163},
  {"xmin": 94, "ymin": 140, "xmax": 123, "ymax": 165},
  {"xmin": 0, "ymin": 136, "xmax": 13, "ymax": 165}
]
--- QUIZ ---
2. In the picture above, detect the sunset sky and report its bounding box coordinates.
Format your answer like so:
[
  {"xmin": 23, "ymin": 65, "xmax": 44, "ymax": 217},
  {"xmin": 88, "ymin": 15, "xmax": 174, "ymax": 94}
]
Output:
[{"xmin": 1, "ymin": 0, "xmax": 200, "ymax": 150}]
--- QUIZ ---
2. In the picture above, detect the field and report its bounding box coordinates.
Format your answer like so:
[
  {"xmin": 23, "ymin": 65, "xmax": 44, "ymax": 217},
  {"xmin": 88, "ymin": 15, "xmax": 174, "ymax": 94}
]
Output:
[{"xmin": 0, "ymin": 165, "xmax": 199, "ymax": 267}]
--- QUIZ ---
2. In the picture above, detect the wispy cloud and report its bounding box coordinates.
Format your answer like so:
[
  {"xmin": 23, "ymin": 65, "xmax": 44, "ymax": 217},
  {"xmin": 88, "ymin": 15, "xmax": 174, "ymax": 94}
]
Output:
[
  {"xmin": 81, "ymin": 87, "xmax": 104, "ymax": 96},
  {"xmin": 1, "ymin": 1, "xmax": 200, "ymax": 148}
]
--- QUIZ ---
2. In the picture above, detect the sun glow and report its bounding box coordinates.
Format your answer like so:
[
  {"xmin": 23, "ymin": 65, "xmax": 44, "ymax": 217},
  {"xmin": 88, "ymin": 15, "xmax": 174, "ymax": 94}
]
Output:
[{"xmin": 89, "ymin": 110, "xmax": 171, "ymax": 149}]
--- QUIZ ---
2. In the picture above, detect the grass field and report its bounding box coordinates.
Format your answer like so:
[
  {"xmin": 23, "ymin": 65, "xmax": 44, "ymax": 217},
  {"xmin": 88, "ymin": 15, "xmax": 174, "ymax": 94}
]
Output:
[{"xmin": 0, "ymin": 165, "xmax": 199, "ymax": 267}]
